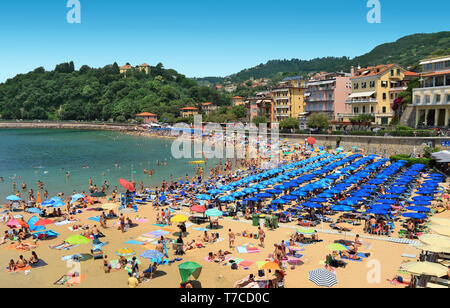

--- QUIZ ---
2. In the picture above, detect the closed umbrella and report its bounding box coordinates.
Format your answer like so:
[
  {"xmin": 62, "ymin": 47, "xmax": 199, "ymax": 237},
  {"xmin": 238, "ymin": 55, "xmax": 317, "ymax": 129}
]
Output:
[
  {"xmin": 178, "ymin": 261, "xmax": 202, "ymax": 284},
  {"xmin": 308, "ymin": 268, "xmax": 337, "ymax": 287}
]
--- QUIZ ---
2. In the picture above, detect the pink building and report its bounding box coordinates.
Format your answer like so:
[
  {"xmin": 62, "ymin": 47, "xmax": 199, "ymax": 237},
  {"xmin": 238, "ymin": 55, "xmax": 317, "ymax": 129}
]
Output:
[{"xmin": 305, "ymin": 72, "xmax": 352, "ymax": 121}]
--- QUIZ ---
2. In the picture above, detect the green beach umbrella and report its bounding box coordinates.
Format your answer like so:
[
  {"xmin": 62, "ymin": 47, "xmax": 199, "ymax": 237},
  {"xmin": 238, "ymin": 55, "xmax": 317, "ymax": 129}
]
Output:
[
  {"xmin": 326, "ymin": 243, "xmax": 347, "ymax": 251},
  {"xmin": 65, "ymin": 235, "xmax": 90, "ymax": 245},
  {"xmin": 205, "ymin": 209, "xmax": 223, "ymax": 217},
  {"xmin": 178, "ymin": 261, "xmax": 202, "ymax": 284}
]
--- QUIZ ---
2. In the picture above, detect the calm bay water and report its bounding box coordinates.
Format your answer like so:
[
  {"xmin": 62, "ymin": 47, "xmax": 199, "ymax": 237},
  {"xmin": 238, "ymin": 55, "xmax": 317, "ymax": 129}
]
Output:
[{"xmin": 0, "ymin": 129, "xmax": 213, "ymax": 198}]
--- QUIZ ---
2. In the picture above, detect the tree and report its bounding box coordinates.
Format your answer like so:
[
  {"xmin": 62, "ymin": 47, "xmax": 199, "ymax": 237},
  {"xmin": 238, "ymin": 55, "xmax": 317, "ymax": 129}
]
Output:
[
  {"xmin": 307, "ymin": 114, "xmax": 330, "ymax": 131},
  {"xmin": 280, "ymin": 117, "xmax": 300, "ymax": 130},
  {"xmin": 230, "ymin": 105, "xmax": 247, "ymax": 120},
  {"xmin": 252, "ymin": 116, "xmax": 267, "ymax": 127}
]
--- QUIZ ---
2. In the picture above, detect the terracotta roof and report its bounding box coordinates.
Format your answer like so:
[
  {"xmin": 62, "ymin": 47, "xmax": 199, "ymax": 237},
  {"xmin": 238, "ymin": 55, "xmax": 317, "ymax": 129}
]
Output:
[
  {"xmin": 404, "ymin": 71, "xmax": 419, "ymax": 76},
  {"xmin": 351, "ymin": 64, "xmax": 398, "ymax": 79},
  {"xmin": 120, "ymin": 65, "xmax": 132, "ymax": 69},
  {"xmin": 232, "ymin": 96, "xmax": 243, "ymax": 99},
  {"xmin": 140, "ymin": 63, "xmax": 150, "ymax": 67},
  {"xmin": 180, "ymin": 107, "xmax": 198, "ymax": 111},
  {"xmin": 136, "ymin": 112, "xmax": 157, "ymax": 117},
  {"xmin": 421, "ymin": 70, "xmax": 450, "ymax": 77},
  {"xmin": 203, "ymin": 102, "xmax": 213, "ymax": 106}
]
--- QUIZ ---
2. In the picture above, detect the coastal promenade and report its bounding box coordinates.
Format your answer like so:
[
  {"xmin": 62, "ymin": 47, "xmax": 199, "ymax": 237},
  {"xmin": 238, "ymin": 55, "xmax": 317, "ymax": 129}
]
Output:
[{"xmin": 1, "ymin": 121, "xmax": 450, "ymax": 156}]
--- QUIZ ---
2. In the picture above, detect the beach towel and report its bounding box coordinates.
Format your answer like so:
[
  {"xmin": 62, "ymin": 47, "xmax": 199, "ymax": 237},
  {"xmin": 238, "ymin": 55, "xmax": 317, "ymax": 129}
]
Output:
[
  {"xmin": 193, "ymin": 227, "xmax": 210, "ymax": 232},
  {"xmin": 341, "ymin": 255, "xmax": 364, "ymax": 262},
  {"xmin": 30, "ymin": 260, "xmax": 48, "ymax": 268},
  {"xmin": 124, "ymin": 240, "xmax": 144, "ymax": 245},
  {"xmin": 7, "ymin": 265, "xmax": 32, "ymax": 273},
  {"xmin": 54, "ymin": 220, "xmax": 77, "ymax": 226},
  {"xmin": 54, "ymin": 274, "xmax": 85, "ymax": 285},
  {"xmin": 238, "ymin": 260, "xmax": 255, "ymax": 268},
  {"xmin": 401, "ymin": 254, "xmax": 417, "ymax": 259},
  {"xmin": 236, "ymin": 246, "xmax": 248, "ymax": 254},
  {"xmin": 247, "ymin": 247, "xmax": 260, "ymax": 253},
  {"xmin": 153, "ymin": 224, "xmax": 168, "ymax": 227},
  {"xmin": 287, "ymin": 256, "xmax": 303, "ymax": 264},
  {"xmin": 204, "ymin": 255, "xmax": 233, "ymax": 263},
  {"xmin": 226, "ymin": 259, "xmax": 244, "ymax": 266},
  {"xmin": 134, "ymin": 219, "xmax": 149, "ymax": 223},
  {"xmin": 88, "ymin": 216, "xmax": 100, "ymax": 222}
]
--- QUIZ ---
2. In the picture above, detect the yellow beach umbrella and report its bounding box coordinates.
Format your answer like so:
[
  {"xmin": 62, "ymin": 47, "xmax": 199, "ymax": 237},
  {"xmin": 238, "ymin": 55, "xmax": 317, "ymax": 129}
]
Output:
[
  {"xmin": 326, "ymin": 243, "xmax": 347, "ymax": 251},
  {"xmin": 419, "ymin": 234, "xmax": 450, "ymax": 247},
  {"xmin": 414, "ymin": 244, "xmax": 450, "ymax": 254},
  {"xmin": 189, "ymin": 161, "xmax": 205, "ymax": 164},
  {"xmin": 171, "ymin": 215, "xmax": 188, "ymax": 223},
  {"xmin": 429, "ymin": 217, "xmax": 450, "ymax": 227},
  {"xmin": 256, "ymin": 261, "xmax": 280, "ymax": 270},
  {"xmin": 429, "ymin": 225, "xmax": 450, "ymax": 237},
  {"xmin": 400, "ymin": 261, "xmax": 448, "ymax": 277},
  {"xmin": 116, "ymin": 248, "xmax": 135, "ymax": 256}
]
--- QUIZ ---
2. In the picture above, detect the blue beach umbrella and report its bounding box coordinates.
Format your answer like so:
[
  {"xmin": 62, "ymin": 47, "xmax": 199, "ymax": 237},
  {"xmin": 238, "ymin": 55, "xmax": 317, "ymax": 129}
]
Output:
[
  {"xmin": 331, "ymin": 205, "xmax": 353, "ymax": 212},
  {"xmin": 309, "ymin": 198, "xmax": 328, "ymax": 203},
  {"xmin": 302, "ymin": 202, "xmax": 322, "ymax": 209},
  {"xmin": 266, "ymin": 189, "xmax": 282, "ymax": 195},
  {"xmin": 219, "ymin": 196, "xmax": 235, "ymax": 203},
  {"xmin": 205, "ymin": 209, "xmax": 223, "ymax": 217},
  {"xmin": 6, "ymin": 195, "xmax": 21, "ymax": 201},
  {"xmin": 51, "ymin": 201, "xmax": 66, "ymax": 208},
  {"xmin": 406, "ymin": 206, "xmax": 430, "ymax": 213},
  {"xmin": 71, "ymin": 194, "xmax": 85, "ymax": 200},
  {"xmin": 281, "ymin": 195, "xmax": 298, "ymax": 201},
  {"xmin": 251, "ymin": 184, "xmax": 266, "ymax": 190},
  {"xmin": 402, "ymin": 212, "xmax": 426, "ymax": 219},
  {"xmin": 377, "ymin": 199, "xmax": 397, "ymax": 205},
  {"xmin": 409, "ymin": 200, "xmax": 431, "ymax": 206},
  {"xmin": 242, "ymin": 188, "xmax": 258, "ymax": 194},
  {"xmin": 366, "ymin": 209, "xmax": 388, "ymax": 215},
  {"xmin": 196, "ymin": 194, "xmax": 212, "ymax": 201},
  {"xmin": 244, "ymin": 197, "xmax": 259, "ymax": 202},
  {"xmin": 230, "ymin": 191, "xmax": 245, "ymax": 198},
  {"xmin": 218, "ymin": 185, "xmax": 233, "ymax": 191},
  {"xmin": 27, "ymin": 208, "xmax": 43, "ymax": 215},
  {"xmin": 271, "ymin": 199, "xmax": 288, "ymax": 205},
  {"xmin": 412, "ymin": 196, "xmax": 433, "ymax": 202},
  {"xmin": 207, "ymin": 189, "xmax": 223, "ymax": 195},
  {"xmin": 256, "ymin": 193, "xmax": 273, "ymax": 199}
]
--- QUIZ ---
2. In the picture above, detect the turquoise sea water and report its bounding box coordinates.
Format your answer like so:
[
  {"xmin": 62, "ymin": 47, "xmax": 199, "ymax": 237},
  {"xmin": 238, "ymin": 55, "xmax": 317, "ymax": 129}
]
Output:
[{"xmin": 0, "ymin": 129, "xmax": 215, "ymax": 198}]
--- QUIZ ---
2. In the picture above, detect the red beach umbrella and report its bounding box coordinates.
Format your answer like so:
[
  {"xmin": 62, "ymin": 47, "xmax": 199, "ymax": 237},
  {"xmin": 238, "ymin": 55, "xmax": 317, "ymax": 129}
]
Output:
[
  {"xmin": 307, "ymin": 137, "xmax": 316, "ymax": 145},
  {"xmin": 190, "ymin": 205, "xmax": 206, "ymax": 213},
  {"xmin": 119, "ymin": 179, "xmax": 135, "ymax": 192},
  {"xmin": 34, "ymin": 219, "xmax": 55, "ymax": 226}
]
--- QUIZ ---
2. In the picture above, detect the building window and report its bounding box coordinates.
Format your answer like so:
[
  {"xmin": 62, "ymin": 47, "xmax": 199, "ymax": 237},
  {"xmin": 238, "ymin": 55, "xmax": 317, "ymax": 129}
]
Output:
[
  {"xmin": 435, "ymin": 62, "xmax": 444, "ymax": 70},
  {"xmin": 397, "ymin": 69, "xmax": 401, "ymax": 75},
  {"xmin": 391, "ymin": 70, "xmax": 394, "ymax": 76},
  {"xmin": 425, "ymin": 95, "xmax": 431, "ymax": 104},
  {"xmin": 362, "ymin": 106, "xmax": 366, "ymax": 113},
  {"xmin": 354, "ymin": 107, "xmax": 359, "ymax": 114},
  {"xmin": 354, "ymin": 83, "xmax": 359, "ymax": 89},
  {"xmin": 370, "ymin": 106, "xmax": 374, "ymax": 113},
  {"xmin": 382, "ymin": 106, "xmax": 387, "ymax": 113},
  {"xmin": 436, "ymin": 94, "xmax": 441, "ymax": 103},
  {"xmin": 436, "ymin": 76, "xmax": 444, "ymax": 87},
  {"xmin": 424, "ymin": 63, "xmax": 432, "ymax": 71},
  {"xmin": 382, "ymin": 93, "xmax": 387, "ymax": 100},
  {"xmin": 446, "ymin": 75, "xmax": 450, "ymax": 86},
  {"xmin": 447, "ymin": 94, "xmax": 450, "ymax": 103},
  {"xmin": 446, "ymin": 61, "xmax": 450, "ymax": 68},
  {"xmin": 369, "ymin": 81, "xmax": 375, "ymax": 88},
  {"xmin": 362, "ymin": 82, "xmax": 367, "ymax": 89},
  {"xmin": 381, "ymin": 81, "xmax": 388, "ymax": 88},
  {"xmin": 414, "ymin": 96, "xmax": 421, "ymax": 105}
]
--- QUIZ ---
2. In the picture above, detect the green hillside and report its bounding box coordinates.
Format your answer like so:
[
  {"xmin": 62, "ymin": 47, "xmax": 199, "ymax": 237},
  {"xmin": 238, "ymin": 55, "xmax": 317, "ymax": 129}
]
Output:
[{"xmin": 196, "ymin": 31, "xmax": 450, "ymax": 84}]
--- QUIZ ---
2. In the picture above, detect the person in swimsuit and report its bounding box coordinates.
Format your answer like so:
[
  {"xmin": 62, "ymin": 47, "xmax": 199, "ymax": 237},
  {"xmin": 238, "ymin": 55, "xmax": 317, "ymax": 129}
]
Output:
[{"xmin": 258, "ymin": 227, "xmax": 265, "ymax": 248}]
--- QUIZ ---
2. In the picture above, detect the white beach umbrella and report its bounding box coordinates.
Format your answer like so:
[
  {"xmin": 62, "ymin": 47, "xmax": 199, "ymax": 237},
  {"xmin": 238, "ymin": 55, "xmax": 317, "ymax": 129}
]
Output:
[{"xmin": 308, "ymin": 268, "xmax": 338, "ymax": 287}]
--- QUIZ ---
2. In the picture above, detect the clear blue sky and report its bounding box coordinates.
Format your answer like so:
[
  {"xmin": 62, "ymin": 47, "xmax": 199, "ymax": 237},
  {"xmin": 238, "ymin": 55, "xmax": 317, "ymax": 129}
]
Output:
[{"xmin": 0, "ymin": 0, "xmax": 448, "ymax": 82}]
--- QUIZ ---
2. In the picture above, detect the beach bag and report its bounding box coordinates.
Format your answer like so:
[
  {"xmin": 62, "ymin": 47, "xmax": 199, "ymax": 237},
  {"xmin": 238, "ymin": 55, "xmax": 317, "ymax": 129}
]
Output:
[{"xmin": 231, "ymin": 263, "xmax": 238, "ymax": 270}]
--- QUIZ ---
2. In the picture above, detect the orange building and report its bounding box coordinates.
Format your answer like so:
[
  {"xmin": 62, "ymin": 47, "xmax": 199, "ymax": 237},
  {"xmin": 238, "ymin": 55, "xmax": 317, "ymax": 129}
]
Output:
[
  {"xmin": 136, "ymin": 112, "xmax": 158, "ymax": 124},
  {"xmin": 180, "ymin": 107, "xmax": 199, "ymax": 118}
]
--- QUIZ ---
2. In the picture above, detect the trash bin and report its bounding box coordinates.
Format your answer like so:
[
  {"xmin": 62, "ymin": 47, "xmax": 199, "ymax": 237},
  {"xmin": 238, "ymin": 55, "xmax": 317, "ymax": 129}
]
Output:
[
  {"xmin": 252, "ymin": 214, "xmax": 260, "ymax": 227},
  {"xmin": 265, "ymin": 216, "xmax": 271, "ymax": 228},
  {"xmin": 259, "ymin": 214, "xmax": 266, "ymax": 227},
  {"xmin": 272, "ymin": 216, "xmax": 279, "ymax": 229}
]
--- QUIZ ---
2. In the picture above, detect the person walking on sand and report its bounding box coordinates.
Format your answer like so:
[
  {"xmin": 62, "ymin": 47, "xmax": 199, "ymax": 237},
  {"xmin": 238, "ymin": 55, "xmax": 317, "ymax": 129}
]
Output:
[
  {"xmin": 119, "ymin": 214, "xmax": 125, "ymax": 233},
  {"xmin": 228, "ymin": 229, "xmax": 235, "ymax": 249},
  {"xmin": 258, "ymin": 227, "xmax": 265, "ymax": 248}
]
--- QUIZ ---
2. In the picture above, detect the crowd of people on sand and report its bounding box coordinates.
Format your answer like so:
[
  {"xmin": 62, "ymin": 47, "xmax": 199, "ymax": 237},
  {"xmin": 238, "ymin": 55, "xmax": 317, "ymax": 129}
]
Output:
[{"xmin": 1, "ymin": 134, "xmax": 449, "ymax": 288}]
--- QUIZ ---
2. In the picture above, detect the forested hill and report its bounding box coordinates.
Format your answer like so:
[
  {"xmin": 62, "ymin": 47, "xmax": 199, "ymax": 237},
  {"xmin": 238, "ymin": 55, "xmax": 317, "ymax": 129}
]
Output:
[
  {"xmin": 0, "ymin": 62, "xmax": 230, "ymax": 122},
  {"xmin": 196, "ymin": 31, "xmax": 450, "ymax": 84}
]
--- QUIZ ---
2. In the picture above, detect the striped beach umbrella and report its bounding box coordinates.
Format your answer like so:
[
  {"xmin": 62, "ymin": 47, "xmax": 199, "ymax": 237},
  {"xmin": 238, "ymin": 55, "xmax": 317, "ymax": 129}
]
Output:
[{"xmin": 308, "ymin": 268, "xmax": 338, "ymax": 287}]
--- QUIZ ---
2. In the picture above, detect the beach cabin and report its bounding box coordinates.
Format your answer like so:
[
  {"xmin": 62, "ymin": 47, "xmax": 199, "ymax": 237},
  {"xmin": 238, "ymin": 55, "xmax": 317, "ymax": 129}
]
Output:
[{"xmin": 136, "ymin": 112, "xmax": 158, "ymax": 124}]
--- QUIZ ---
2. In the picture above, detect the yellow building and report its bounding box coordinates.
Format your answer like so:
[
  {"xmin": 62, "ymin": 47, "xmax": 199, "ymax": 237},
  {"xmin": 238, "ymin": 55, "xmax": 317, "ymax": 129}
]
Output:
[
  {"xmin": 120, "ymin": 63, "xmax": 151, "ymax": 76},
  {"xmin": 180, "ymin": 107, "xmax": 199, "ymax": 118},
  {"xmin": 345, "ymin": 64, "xmax": 414, "ymax": 125},
  {"xmin": 271, "ymin": 77, "xmax": 307, "ymax": 124}
]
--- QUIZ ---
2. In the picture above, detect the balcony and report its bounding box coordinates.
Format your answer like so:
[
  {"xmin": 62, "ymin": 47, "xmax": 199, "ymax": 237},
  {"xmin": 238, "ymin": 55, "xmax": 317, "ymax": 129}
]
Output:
[{"xmin": 346, "ymin": 98, "xmax": 378, "ymax": 104}]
